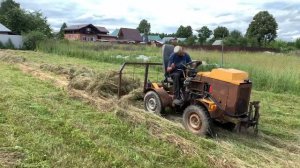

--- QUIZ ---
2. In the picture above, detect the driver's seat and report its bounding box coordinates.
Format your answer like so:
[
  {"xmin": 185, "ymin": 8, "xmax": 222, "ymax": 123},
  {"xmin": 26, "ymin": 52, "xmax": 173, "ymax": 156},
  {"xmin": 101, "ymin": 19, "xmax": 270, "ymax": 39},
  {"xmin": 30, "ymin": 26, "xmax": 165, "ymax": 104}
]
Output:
[{"xmin": 162, "ymin": 44, "xmax": 174, "ymax": 83}]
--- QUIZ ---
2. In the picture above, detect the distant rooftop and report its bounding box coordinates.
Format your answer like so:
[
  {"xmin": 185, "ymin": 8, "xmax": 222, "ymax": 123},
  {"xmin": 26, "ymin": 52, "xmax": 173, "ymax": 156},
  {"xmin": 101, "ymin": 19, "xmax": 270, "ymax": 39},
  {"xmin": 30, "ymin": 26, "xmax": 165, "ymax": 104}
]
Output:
[
  {"xmin": 0, "ymin": 23, "xmax": 11, "ymax": 32},
  {"xmin": 110, "ymin": 29, "xmax": 119, "ymax": 36}
]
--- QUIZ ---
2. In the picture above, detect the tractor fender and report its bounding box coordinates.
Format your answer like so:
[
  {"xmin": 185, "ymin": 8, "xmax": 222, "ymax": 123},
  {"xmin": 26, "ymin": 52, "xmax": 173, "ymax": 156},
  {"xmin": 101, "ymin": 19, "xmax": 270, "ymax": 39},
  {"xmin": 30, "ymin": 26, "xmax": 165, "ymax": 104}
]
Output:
[
  {"xmin": 145, "ymin": 88, "xmax": 172, "ymax": 108},
  {"xmin": 193, "ymin": 98, "xmax": 221, "ymax": 119}
]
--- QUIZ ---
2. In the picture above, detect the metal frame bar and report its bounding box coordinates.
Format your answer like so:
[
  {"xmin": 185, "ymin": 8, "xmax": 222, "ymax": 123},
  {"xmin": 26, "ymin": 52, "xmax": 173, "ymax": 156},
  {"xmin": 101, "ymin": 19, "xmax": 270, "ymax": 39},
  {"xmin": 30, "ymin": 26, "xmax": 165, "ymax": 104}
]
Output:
[{"xmin": 118, "ymin": 62, "xmax": 161, "ymax": 99}]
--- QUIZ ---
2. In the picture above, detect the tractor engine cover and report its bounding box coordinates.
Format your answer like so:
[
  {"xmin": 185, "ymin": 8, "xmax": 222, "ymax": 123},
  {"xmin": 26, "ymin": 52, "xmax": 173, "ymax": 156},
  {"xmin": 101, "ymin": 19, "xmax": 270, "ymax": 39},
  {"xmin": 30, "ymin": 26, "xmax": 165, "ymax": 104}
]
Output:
[{"xmin": 193, "ymin": 68, "xmax": 252, "ymax": 117}]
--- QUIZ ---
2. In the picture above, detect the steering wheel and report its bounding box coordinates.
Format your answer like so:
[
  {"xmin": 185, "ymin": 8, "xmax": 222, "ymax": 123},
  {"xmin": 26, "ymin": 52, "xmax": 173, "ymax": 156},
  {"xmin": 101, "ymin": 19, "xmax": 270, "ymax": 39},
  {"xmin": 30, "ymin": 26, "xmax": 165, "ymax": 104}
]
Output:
[{"xmin": 181, "ymin": 60, "xmax": 202, "ymax": 70}]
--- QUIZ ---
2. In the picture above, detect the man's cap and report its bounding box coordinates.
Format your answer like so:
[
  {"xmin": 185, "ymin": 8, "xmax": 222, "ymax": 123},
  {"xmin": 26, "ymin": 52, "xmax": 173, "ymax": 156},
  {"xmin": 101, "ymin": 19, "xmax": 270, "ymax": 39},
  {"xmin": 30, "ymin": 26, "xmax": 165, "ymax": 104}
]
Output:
[{"xmin": 174, "ymin": 46, "xmax": 183, "ymax": 53}]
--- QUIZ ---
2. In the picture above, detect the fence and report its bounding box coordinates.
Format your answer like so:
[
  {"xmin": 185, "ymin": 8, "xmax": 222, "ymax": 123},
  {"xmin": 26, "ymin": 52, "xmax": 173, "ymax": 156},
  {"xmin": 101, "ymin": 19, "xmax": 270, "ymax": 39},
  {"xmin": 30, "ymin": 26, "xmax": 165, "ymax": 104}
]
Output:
[
  {"xmin": 0, "ymin": 34, "xmax": 23, "ymax": 49},
  {"xmin": 185, "ymin": 45, "xmax": 279, "ymax": 52}
]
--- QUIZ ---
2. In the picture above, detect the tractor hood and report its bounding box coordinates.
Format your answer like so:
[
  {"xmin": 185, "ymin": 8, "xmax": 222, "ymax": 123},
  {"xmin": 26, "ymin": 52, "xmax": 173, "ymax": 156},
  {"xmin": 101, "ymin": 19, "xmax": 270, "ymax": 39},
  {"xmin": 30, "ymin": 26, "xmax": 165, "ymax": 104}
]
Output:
[{"xmin": 198, "ymin": 68, "xmax": 249, "ymax": 85}]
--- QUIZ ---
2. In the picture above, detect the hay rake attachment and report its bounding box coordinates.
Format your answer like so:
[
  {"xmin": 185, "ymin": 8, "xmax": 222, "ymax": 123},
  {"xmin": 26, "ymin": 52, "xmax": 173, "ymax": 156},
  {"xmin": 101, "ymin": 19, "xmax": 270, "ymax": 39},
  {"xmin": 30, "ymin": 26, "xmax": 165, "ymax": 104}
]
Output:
[{"xmin": 118, "ymin": 62, "xmax": 161, "ymax": 99}]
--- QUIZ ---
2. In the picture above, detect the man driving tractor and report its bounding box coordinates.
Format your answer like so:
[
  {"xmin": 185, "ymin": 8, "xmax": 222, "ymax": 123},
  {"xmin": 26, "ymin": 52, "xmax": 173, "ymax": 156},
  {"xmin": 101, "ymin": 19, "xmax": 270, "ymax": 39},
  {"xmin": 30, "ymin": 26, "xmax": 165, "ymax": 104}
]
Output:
[{"xmin": 167, "ymin": 46, "xmax": 192, "ymax": 105}]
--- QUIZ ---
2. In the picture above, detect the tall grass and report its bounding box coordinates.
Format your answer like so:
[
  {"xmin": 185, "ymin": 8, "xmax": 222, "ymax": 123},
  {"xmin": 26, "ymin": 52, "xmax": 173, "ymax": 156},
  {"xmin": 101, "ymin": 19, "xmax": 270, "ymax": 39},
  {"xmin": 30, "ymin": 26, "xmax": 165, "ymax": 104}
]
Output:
[
  {"xmin": 37, "ymin": 40, "xmax": 161, "ymax": 63},
  {"xmin": 37, "ymin": 40, "xmax": 300, "ymax": 95},
  {"xmin": 190, "ymin": 50, "xmax": 300, "ymax": 95}
]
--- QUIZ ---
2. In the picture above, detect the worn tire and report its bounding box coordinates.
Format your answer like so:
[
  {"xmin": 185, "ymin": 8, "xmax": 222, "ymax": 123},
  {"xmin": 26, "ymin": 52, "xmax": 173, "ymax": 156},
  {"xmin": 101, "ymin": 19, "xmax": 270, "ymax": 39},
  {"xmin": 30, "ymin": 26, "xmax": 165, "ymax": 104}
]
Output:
[
  {"xmin": 183, "ymin": 105, "xmax": 210, "ymax": 135},
  {"xmin": 144, "ymin": 91, "xmax": 163, "ymax": 115}
]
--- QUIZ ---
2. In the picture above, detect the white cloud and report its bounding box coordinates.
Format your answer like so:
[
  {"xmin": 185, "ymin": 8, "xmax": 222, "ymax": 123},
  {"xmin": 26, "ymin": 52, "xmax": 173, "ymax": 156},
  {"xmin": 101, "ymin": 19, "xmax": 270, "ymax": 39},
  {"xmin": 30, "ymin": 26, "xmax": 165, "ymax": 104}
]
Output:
[{"xmin": 17, "ymin": 0, "xmax": 300, "ymax": 41}]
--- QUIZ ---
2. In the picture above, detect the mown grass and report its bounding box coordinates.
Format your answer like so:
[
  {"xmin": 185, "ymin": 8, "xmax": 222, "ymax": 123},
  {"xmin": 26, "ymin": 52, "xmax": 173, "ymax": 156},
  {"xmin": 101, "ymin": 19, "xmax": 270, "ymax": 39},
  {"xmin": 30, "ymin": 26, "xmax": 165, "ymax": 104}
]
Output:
[
  {"xmin": 37, "ymin": 40, "xmax": 300, "ymax": 96},
  {"xmin": 0, "ymin": 51, "xmax": 299, "ymax": 167},
  {"xmin": 0, "ymin": 63, "xmax": 209, "ymax": 167}
]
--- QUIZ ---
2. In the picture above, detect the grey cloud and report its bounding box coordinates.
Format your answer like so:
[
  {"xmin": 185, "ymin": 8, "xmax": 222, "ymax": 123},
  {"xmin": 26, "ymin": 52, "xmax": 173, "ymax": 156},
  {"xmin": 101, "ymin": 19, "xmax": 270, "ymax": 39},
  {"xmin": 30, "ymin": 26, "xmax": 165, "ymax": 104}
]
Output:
[
  {"xmin": 263, "ymin": 1, "xmax": 289, "ymax": 10},
  {"xmin": 216, "ymin": 13, "xmax": 232, "ymax": 17}
]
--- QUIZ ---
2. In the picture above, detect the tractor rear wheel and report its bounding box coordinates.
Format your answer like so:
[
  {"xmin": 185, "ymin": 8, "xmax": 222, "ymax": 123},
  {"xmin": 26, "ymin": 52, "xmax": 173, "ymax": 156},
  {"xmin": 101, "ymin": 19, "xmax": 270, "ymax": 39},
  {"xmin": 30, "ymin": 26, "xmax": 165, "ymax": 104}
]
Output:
[
  {"xmin": 183, "ymin": 105, "xmax": 210, "ymax": 135},
  {"xmin": 144, "ymin": 91, "xmax": 163, "ymax": 115}
]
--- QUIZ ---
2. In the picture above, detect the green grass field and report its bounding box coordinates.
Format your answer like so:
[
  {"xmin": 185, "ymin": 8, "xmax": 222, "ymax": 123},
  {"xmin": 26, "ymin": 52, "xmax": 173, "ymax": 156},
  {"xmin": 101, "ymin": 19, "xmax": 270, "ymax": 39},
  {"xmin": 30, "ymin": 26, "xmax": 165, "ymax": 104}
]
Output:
[
  {"xmin": 0, "ymin": 43, "xmax": 300, "ymax": 167},
  {"xmin": 38, "ymin": 40, "xmax": 300, "ymax": 96}
]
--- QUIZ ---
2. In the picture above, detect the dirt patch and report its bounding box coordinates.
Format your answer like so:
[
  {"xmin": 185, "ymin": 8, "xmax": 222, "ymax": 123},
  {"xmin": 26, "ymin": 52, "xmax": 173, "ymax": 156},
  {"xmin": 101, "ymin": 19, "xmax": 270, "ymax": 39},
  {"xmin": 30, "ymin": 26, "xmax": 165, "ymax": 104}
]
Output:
[{"xmin": 0, "ymin": 151, "xmax": 24, "ymax": 167}]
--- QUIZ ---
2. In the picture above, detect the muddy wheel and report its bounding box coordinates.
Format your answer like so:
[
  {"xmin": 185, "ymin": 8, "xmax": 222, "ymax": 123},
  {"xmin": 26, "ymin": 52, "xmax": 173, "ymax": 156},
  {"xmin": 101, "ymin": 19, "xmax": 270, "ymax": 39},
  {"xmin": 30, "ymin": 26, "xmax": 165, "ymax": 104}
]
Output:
[
  {"xmin": 183, "ymin": 105, "xmax": 210, "ymax": 135},
  {"xmin": 144, "ymin": 91, "xmax": 162, "ymax": 115}
]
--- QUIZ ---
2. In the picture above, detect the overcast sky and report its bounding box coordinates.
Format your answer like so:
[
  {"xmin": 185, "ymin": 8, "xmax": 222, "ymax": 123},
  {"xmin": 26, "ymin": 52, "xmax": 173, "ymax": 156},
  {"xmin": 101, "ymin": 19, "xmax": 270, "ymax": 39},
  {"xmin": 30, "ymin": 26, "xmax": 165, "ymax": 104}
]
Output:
[{"xmin": 16, "ymin": 0, "xmax": 300, "ymax": 41}]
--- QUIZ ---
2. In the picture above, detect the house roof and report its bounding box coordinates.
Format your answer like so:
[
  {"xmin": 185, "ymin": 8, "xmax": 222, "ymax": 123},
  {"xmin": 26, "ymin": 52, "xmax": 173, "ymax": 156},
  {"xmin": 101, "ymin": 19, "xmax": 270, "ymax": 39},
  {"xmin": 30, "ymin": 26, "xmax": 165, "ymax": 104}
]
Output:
[
  {"xmin": 212, "ymin": 40, "xmax": 223, "ymax": 46},
  {"xmin": 149, "ymin": 35, "xmax": 161, "ymax": 41},
  {"xmin": 141, "ymin": 34, "xmax": 161, "ymax": 41},
  {"xmin": 110, "ymin": 29, "xmax": 119, "ymax": 36},
  {"xmin": 0, "ymin": 23, "xmax": 11, "ymax": 32},
  {"xmin": 162, "ymin": 37, "xmax": 176, "ymax": 43},
  {"xmin": 119, "ymin": 28, "xmax": 142, "ymax": 42},
  {"xmin": 177, "ymin": 38, "xmax": 186, "ymax": 42},
  {"xmin": 64, "ymin": 24, "xmax": 91, "ymax": 30},
  {"xmin": 96, "ymin": 26, "xmax": 109, "ymax": 33}
]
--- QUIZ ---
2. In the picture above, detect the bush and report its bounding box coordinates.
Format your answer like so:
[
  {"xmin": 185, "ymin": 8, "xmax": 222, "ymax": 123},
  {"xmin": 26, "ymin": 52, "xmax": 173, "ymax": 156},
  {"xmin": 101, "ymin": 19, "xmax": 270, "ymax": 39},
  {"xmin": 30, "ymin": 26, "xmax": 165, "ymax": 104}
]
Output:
[
  {"xmin": 23, "ymin": 31, "xmax": 47, "ymax": 50},
  {"xmin": 268, "ymin": 40, "xmax": 295, "ymax": 53},
  {"xmin": 296, "ymin": 38, "xmax": 300, "ymax": 49}
]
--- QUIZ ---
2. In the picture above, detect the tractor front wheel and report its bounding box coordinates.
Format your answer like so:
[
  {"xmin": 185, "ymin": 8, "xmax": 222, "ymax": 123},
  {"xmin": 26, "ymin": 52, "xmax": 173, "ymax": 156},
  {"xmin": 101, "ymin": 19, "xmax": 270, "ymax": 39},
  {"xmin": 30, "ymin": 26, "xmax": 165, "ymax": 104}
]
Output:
[
  {"xmin": 144, "ymin": 91, "xmax": 163, "ymax": 115},
  {"xmin": 183, "ymin": 105, "xmax": 210, "ymax": 136}
]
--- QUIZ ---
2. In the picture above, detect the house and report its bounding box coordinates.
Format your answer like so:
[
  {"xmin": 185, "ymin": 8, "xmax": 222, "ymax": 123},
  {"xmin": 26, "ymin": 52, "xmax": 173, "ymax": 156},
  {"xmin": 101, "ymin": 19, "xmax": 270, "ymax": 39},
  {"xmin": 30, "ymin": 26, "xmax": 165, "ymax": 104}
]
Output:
[
  {"xmin": 0, "ymin": 23, "xmax": 23, "ymax": 48},
  {"xmin": 162, "ymin": 37, "xmax": 177, "ymax": 44},
  {"xmin": 0, "ymin": 23, "xmax": 14, "ymax": 35},
  {"xmin": 117, "ymin": 28, "xmax": 142, "ymax": 43},
  {"xmin": 96, "ymin": 26, "xmax": 117, "ymax": 41},
  {"xmin": 141, "ymin": 34, "xmax": 162, "ymax": 43},
  {"xmin": 212, "ymin": 40, "xmax": 223, "ymax": 46},
  {"xmin": 110, "ymin": 29, "xmax": 119, "ymax": 37},
  {"xmin": 177, "ymin": 38, "xmax": 187, "ymax": 42},
  {"xmin": 64, "ymin": 24, "xmax": 114, "ymax": 41}
]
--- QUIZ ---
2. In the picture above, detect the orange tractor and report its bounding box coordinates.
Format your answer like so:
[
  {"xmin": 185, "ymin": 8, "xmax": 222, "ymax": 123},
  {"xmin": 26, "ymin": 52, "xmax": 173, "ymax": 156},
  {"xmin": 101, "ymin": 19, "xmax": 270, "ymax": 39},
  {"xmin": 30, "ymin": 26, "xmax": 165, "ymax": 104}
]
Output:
[{"xmin": 119, "ymin": 44, "xmax": 260, "ymax": 136}]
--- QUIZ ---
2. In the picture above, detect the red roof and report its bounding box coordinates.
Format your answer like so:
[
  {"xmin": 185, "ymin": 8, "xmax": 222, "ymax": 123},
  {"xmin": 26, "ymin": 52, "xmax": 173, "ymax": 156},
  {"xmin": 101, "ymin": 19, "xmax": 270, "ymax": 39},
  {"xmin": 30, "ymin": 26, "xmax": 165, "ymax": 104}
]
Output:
[
  {"xmin": 96, "ymin": 26, "xmax": 109, "ymax": 33},
  {"xmin": 119, "ymin": 28, "xmax": 142, "ymax": 42}
]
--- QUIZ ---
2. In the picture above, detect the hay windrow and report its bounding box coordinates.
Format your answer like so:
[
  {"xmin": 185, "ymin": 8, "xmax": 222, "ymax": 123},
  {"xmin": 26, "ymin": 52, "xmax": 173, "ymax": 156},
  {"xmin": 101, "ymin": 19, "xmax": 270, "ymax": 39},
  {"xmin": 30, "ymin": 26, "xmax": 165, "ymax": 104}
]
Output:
[
  {"xmin": 39, "ymin": 64, "xmax": 141, "ymax": 98},
  {"xmin": 0, "ymin": 55, "xmax": 26, "ymax": 63}
]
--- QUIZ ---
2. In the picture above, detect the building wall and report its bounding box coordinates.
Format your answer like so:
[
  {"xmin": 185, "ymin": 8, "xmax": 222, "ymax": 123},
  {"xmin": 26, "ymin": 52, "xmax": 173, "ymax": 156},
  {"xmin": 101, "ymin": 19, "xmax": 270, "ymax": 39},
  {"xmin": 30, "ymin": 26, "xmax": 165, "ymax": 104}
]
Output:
[
  {"xmin": 64, "ymin": 34, "xmax": 97, "ymax": 41},
  {"xmin": 0, "ymin": 34, "xmax": 23, "ymax": 48}
]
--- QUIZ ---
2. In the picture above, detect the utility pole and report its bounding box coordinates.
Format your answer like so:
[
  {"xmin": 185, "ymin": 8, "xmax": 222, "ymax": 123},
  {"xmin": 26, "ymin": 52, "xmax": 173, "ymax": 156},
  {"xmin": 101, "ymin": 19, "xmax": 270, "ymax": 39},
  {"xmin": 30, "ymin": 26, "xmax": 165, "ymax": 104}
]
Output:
[{"xmin": 221, "ymin": 34, "xmax": 224, "ymax": 68}]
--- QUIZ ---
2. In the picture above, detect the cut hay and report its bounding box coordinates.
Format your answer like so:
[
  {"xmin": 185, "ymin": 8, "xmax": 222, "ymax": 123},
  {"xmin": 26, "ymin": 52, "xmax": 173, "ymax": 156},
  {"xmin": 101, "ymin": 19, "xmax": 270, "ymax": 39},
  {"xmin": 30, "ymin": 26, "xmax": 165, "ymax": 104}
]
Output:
[{"xmin": 0, "ymin": 55, "xmax": 26, "ymax": 63}]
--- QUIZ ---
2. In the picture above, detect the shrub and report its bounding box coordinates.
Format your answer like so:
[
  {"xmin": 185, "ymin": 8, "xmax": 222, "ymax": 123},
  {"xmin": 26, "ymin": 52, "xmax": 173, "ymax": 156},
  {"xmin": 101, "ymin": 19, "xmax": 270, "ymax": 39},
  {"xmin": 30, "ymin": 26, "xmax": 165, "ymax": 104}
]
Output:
[
  {"xmin": 23, "ymin": 31, "xmax": 47, "ymax": 50},
  {"xmin": 296, "ymin": 38, "xmax": 300, "ymax": 49}
]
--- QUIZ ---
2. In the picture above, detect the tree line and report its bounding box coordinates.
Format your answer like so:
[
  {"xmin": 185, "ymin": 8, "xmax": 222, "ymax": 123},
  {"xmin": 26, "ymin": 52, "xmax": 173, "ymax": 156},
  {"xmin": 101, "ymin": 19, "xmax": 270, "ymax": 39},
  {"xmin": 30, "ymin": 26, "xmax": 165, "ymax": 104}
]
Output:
[
  {"xmin": 1, "ymin": 0, "xmax": 300, "ymax": 52},
  {"xmin": 137, "ymin": 12, "xmax": 300, "ymax": 51}
]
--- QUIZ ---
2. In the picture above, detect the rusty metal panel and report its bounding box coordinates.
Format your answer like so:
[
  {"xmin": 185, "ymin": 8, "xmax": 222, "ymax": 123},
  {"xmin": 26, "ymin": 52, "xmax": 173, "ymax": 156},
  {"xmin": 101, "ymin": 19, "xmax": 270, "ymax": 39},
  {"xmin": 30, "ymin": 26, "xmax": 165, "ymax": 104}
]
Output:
[
  {"xmin": 235, "ymin": 84, "xmax": 252, "ymax": 115},
  {"xmin": 154, "ymin": 88, "xmax": 172, "ymax": 108}
]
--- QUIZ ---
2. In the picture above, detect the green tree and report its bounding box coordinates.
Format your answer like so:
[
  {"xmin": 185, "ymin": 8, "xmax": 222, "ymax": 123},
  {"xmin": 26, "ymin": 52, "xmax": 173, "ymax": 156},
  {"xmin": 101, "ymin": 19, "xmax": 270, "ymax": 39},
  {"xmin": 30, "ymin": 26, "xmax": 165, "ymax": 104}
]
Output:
[
  {"xmin": 246, "ymin": 11, "xmax": 278, "ymax": 46},
  {"xmin": 58, "ymin": 22, "xmax": 67, "ymax": 39},
  {"xmin": 23, "ymin": 31, "xmax": 46, "ymax": 50},
  {"xmin": 0, "ymin": 0, "xmax": 52, "ymax": 37},
  {"xmin": 224, "ymin": 30, "xmax": 245, "ymax": 47},
  {"xmin": 0, "ymin": 0, "xmax": 20, "ymax": 14},
  {"xmin": 230, "ymin": 30, "xmax": 242, "ymax": 39},
  {"xmin": 137, "ymin": 19, "xmax": 151, "ymax": 34},
  {"xmin": 295, "ymin": 38, "xmax": 300, "ymax": 49},
  {"xmin": 186, "ymin": 35, "xmax": 197, "ymax": 46},
  {"xmin": 197, "ymin": 26, "xmax": 212, "ymax": 45},
  {"xmin": 213, "ymin": 26, "xmax": 229, "ymax": 39},
  {"xmin": 176, "ymin": 25, "xmax": 193, "ymax": 38}
]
